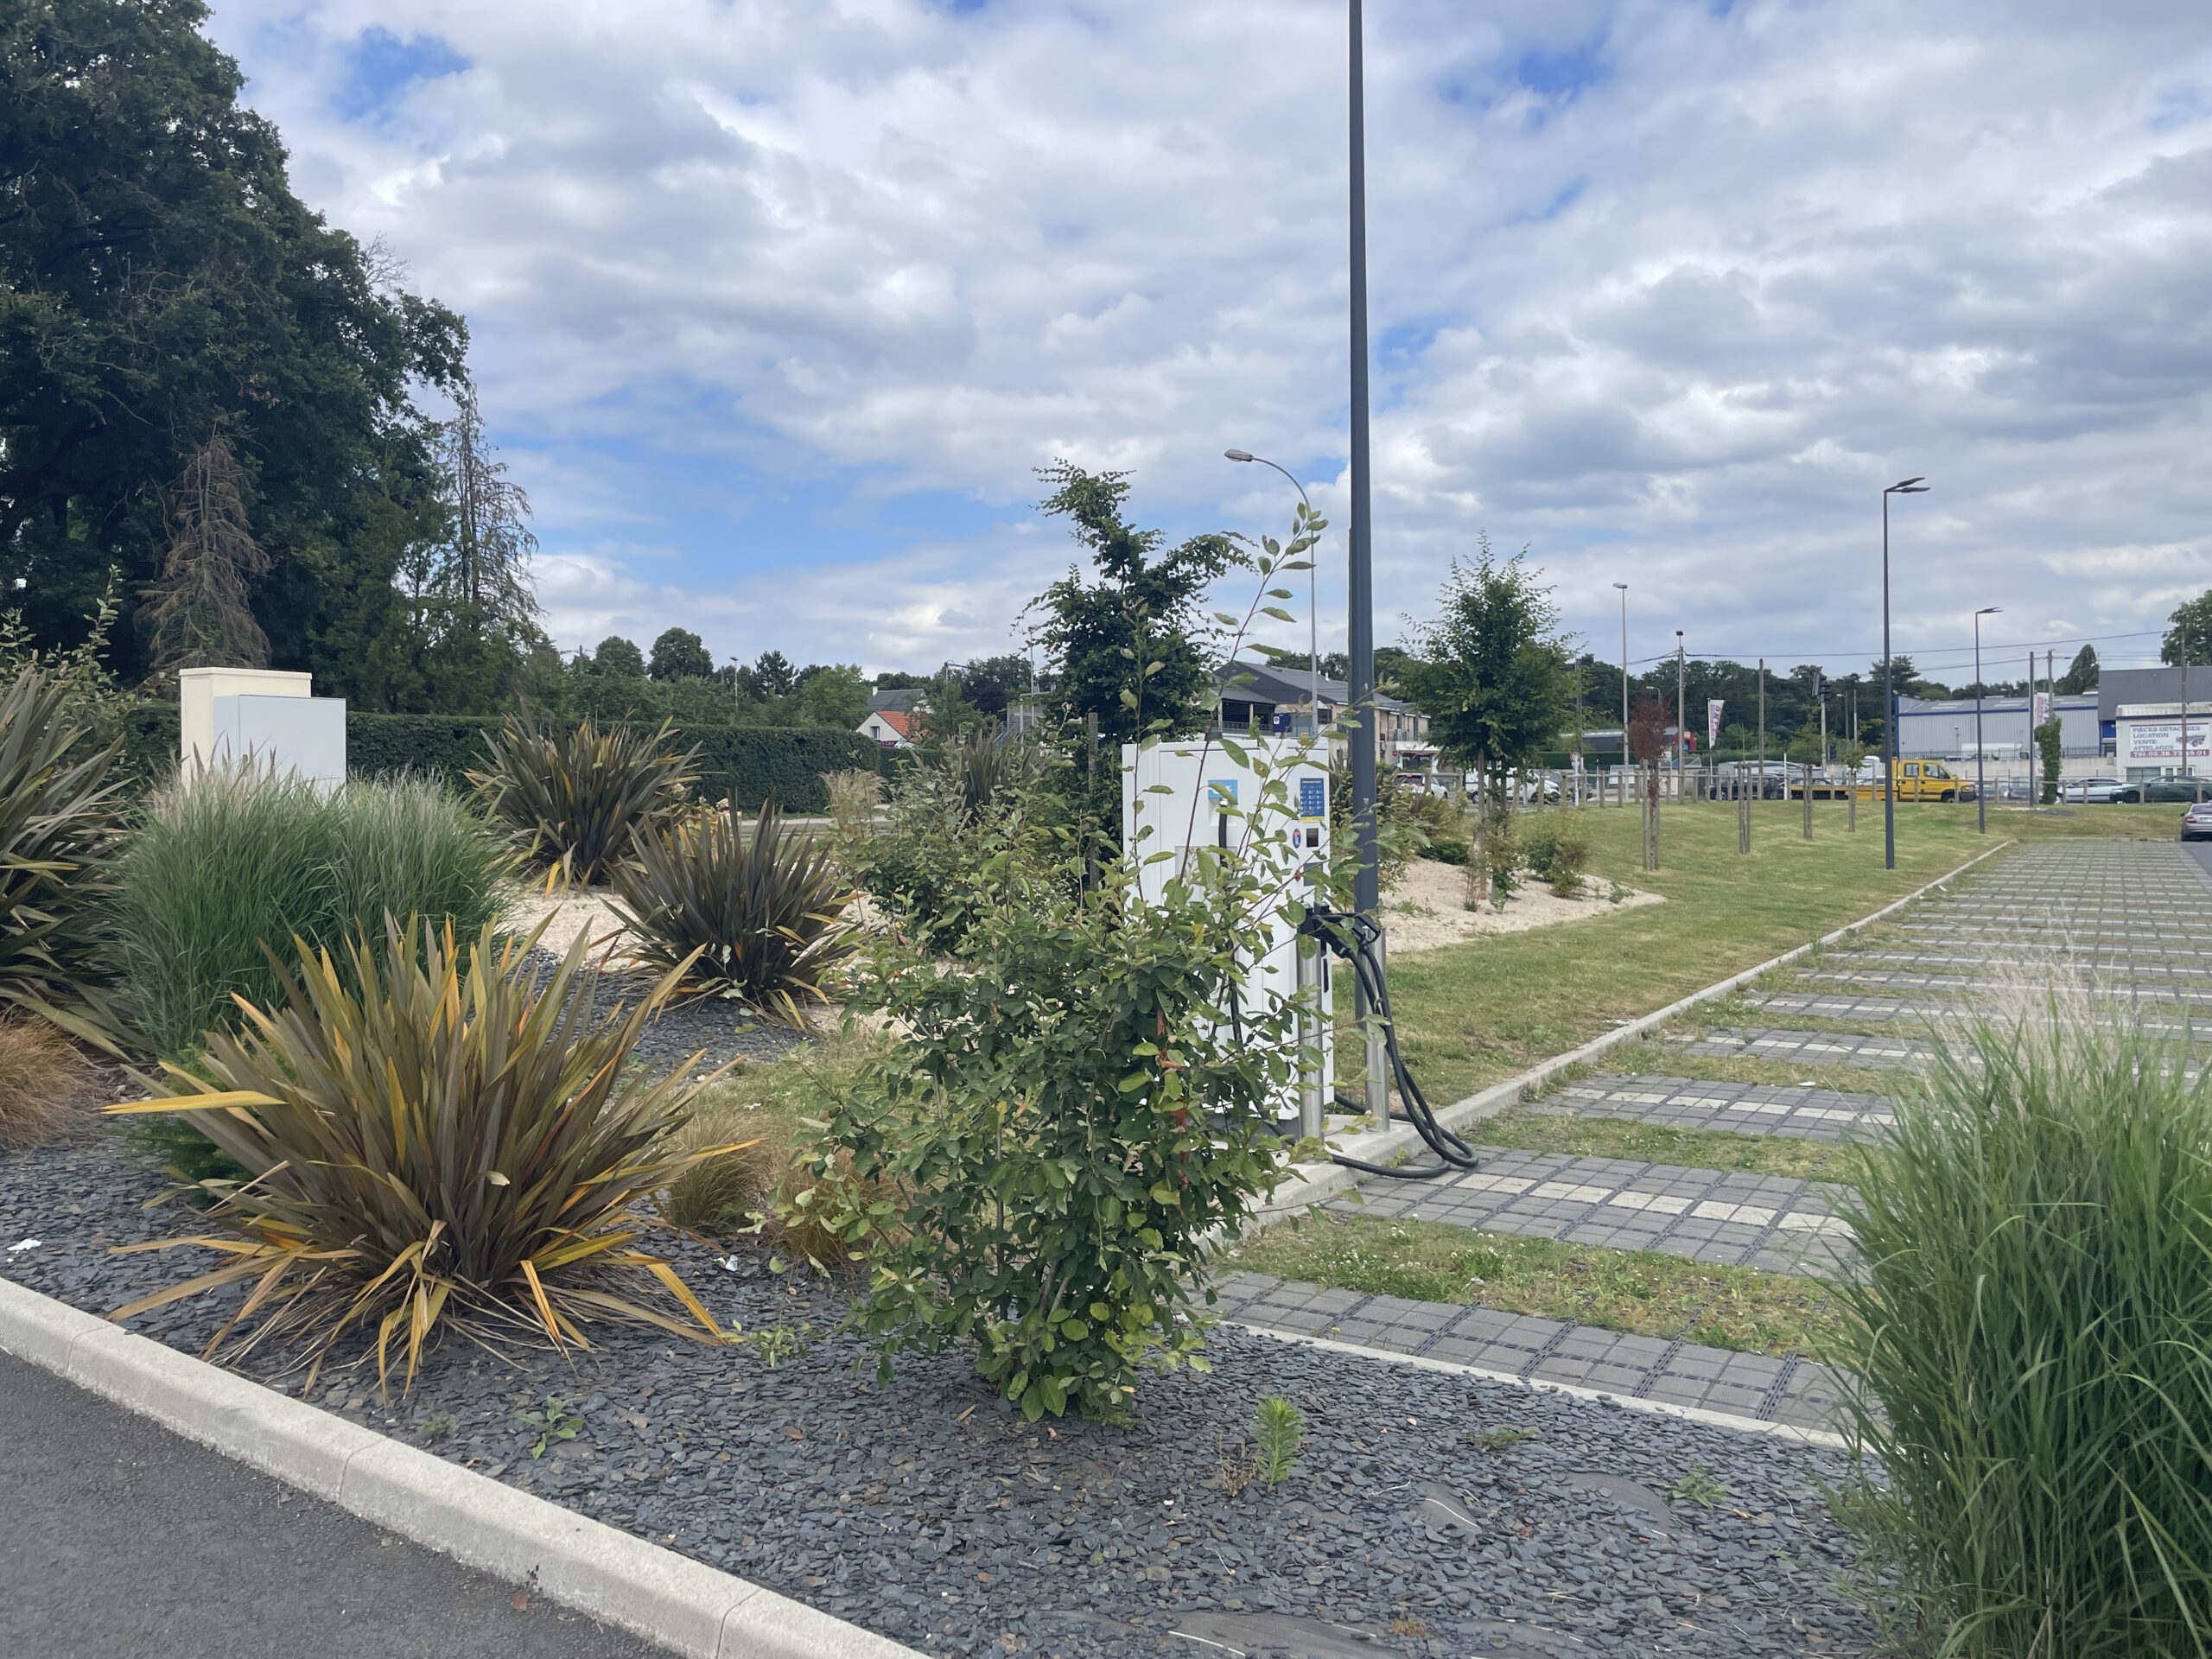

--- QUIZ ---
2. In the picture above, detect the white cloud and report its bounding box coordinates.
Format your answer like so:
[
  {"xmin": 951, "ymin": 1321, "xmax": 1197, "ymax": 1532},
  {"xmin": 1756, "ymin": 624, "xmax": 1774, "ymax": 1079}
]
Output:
[{"xmin": 204, "ymin": 0, "xmax": 2212, "ymax": 677}]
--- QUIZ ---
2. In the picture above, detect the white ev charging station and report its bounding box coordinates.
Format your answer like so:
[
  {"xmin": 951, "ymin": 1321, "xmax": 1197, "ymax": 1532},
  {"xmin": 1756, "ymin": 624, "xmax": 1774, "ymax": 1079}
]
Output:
[{"xmin": 1122, "ymin": 738, "xmax": 1334, "ymax": 1139}]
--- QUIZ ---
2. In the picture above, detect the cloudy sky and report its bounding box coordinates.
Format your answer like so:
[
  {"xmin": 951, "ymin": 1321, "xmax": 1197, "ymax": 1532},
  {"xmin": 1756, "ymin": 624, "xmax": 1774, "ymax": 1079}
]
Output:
[{"xmin": 207, "ymin": 0, "xmax": 2212, "ymax": 684}]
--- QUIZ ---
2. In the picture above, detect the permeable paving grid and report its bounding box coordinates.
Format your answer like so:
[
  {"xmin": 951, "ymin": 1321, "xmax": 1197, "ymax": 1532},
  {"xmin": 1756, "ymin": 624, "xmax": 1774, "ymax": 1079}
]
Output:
[{"xmin": 1217, "ymin": 839, "xmax": 2212, "ymax": 1433}]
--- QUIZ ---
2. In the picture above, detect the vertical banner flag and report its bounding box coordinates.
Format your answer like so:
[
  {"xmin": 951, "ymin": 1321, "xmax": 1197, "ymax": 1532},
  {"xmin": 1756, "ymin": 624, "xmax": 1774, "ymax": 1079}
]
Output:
[
  {"xmin": 1707, "ymin": 700, "xmax": 1724, "ymax": 747},
  {"xmin": 2032, "ymin": 691, "xmax": 2053, "ymax": 728}
]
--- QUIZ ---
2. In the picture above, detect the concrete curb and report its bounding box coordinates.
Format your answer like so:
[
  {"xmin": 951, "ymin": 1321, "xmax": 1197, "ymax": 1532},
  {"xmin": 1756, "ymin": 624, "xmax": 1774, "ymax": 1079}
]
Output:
[
  {"xmin": 1228, "ymin": 1321, "xmax": 1852, "ymax": 1452},
  {"xmin": 0, "ymin": 1276, "xmax": 918, "ymax": 1659},
  {"xmin": 1260, "ymin": 838, "xmax": 2017, "ymax": 1215}
]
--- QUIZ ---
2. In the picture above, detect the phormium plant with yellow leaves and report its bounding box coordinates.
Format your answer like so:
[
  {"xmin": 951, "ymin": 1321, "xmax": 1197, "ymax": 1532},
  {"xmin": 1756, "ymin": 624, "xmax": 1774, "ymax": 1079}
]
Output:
[{"xmin": 106, "ymin": 917, "xmax": 750, "ymax": 1395}]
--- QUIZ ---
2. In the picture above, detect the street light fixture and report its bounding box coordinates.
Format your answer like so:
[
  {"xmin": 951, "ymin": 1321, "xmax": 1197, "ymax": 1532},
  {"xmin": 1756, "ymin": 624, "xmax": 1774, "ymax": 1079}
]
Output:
[
  {"xmin": 1225, "ymin": 450, "xmax": 1319, "ymax": 736},
  {"xmin": 1880, "ymin": 476, "xmax": 1931, "ymax": 870},
  {"xmin": 1972, "ymin": 607, "xmax": 1999, "ymax": 834}
]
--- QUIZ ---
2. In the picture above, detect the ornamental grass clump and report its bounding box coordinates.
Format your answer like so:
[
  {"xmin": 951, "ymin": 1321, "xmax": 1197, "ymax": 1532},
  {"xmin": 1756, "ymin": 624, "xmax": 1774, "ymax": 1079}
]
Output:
[
  {"xmin": 1828, "ymin": 989, "xmax": 2212, "ymax": 1657},
  {"xmin": 471, "ymin": 707, "xmax": 698, "ymax": 886},
  {"xmin": 0, "ymin": 1015, "xmax": 92, "ymax": 1147},
  {"xmin": 609, "ymin": 797, "xmax": 856, "ymax": 1027},
  {"xmin": 105, "ymin": 918, "xmax": 748, "ymax": 1395},
  {"xmin": 111, "ymin": 768, "xmax": 509, "ymax": 1058}
]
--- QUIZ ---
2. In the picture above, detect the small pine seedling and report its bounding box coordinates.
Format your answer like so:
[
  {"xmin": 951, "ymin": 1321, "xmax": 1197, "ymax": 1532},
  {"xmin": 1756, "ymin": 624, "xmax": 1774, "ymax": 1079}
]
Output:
[
  {"xmin": 1669, "ymin": 1465, "xmax": 1730, "ymax": 1509},
  {"xmin": 1252, "ymin": 1395, "xmax": 1304, "ymax": 1487},
  {"xmin": 1468, "ymin": 1424, "xmax": 1538, "ymax": 1452}
]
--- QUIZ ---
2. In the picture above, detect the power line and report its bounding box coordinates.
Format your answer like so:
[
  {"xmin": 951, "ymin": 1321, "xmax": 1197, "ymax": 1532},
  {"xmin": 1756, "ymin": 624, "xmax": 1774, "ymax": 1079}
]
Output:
[{"xmin": 1608, "ymin": 626, "xmax": 2165, "ymax": 673}]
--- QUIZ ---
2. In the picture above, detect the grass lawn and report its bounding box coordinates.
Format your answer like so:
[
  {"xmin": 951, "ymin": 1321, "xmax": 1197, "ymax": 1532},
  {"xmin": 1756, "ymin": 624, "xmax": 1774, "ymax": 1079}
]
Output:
[
  {"xmin": 1363, "ymin": 798, "xmax": 2175, "ymax": 1106},
  {"xmin": 1468, "ymin": 1103, "xmax": 1849, "ymax": 1182},
  {"xmin": 1219, "ymin": 1210, "xmax": 1843, "ymax": 1357}
]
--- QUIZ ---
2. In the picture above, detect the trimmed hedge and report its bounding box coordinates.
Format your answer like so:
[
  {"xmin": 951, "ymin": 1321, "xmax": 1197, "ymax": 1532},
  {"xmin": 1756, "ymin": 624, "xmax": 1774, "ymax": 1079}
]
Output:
[{"xmin": 118, "ymin": 704, "xmax": 892, "ymax": 814}]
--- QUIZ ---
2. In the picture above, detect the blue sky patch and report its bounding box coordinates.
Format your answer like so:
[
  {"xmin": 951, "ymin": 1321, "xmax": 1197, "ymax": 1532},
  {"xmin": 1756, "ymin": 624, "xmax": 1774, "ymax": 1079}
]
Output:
[{"xmin": 336, "ymin": 29, "xmax": 469, "ymax": 122}]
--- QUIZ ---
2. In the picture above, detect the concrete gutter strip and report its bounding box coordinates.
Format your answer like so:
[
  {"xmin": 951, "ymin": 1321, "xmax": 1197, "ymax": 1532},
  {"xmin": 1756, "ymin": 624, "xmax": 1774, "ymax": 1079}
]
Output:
[
  {"xmin": 1261, "ymin": 839, "xmax": 2016, "ymax": 1215},
  {"xmin": 1235, "ymin": 1323, "xmax": 1851, "ymax": 1453},
  {"xmin": 0, "ymin": 1277, "xmax": 919, "ymax": 1659}
]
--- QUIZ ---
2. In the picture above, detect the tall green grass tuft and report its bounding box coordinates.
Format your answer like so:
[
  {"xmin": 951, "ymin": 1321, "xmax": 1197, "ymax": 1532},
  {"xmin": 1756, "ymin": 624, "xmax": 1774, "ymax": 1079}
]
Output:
[
  {"xmin": 111, "ymin": 767, "xmax": 511, "ymax": 1058},
  {"xmin": 1829, "ymin": 991, "xmax": 2212, "ymax": 1657}
]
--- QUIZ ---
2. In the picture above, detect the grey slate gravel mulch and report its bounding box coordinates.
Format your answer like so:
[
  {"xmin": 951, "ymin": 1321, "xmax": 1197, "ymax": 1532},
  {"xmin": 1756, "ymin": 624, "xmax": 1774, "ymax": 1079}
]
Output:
[
  {"xmin": 2, "ymin": 1128, "xmax": 1882, "ymax": 1659},
  {"xmin": 523, "ymin": 950, "xmax": 808, "ymax": 1077}
]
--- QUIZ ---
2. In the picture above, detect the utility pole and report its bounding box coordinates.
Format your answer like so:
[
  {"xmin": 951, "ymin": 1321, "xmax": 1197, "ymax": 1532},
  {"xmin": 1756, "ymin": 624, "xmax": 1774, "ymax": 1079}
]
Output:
[
  {"xmin": 2026, "ymin": 653, "xmax": 2037, "ymax": 810},
  {"xmin": 1758, "ymin": 659, "xmax": 1766, "ymax": 798},
  {"xmin": 2186, "ymin": 656, "xmax": 2200, "ymax": 803}
]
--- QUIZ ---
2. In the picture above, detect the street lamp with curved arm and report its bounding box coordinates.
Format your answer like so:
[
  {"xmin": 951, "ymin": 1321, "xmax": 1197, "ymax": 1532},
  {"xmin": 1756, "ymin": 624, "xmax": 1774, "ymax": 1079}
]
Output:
[{"xmin": 1880, "ymin": 477, "xmax": 1932, "ymax": 868}]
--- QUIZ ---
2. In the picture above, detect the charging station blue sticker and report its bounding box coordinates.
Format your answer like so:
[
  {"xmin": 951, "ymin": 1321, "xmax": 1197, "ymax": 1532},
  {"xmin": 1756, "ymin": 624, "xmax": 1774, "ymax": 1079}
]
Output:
[
  {"xmin": 1298, "ymin": 776, "xmax": 1326, "ymax": 820},
  {"xmin": 1207, "ymin": 779, "xmax": 1239, "ymax": 808}
]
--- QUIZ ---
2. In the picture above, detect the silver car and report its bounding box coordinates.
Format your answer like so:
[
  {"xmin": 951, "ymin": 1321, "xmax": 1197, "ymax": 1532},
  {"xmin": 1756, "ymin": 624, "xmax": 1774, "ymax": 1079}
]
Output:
[
  {"xmin": 2183, "ymin": 802, "xmax": 2212, "ymax": 842},
  {"xmin": 2060, "ymin": 777, "xmax": 2126, "ymax": 804}
]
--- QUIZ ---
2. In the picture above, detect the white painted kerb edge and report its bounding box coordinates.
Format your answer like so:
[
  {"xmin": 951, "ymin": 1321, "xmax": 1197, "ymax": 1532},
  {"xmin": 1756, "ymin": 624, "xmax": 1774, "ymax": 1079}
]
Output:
[{"xmin": 0, "ymin": 1277, "xmax": 918, "ymax": 1659}]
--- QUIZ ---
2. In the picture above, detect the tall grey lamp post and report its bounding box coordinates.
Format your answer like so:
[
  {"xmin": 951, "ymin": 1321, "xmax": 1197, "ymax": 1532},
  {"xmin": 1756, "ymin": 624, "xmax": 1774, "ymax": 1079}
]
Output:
[
  {"xmin": 1881, "ymin": 476, "xmax": 1931, "ymax": 869},
  {"xmin": 1225, "ymin": 450, "xmax": 1318, "ymax": 735},
  {"xmin": 1973, "ymin": 607, "xmax": 1999, "ymax": 833},
  {"xmin": 1346, "ymin": 0, "xmax": 1376, "ymax": 921}
]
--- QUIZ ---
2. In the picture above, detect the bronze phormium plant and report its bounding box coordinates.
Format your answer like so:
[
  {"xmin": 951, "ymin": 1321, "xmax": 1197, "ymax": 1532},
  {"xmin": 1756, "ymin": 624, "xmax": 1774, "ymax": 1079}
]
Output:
[
  {"xmin": 610, "ymin": 797, "xmax": 857, "ymax": 1027},
  {"xmin": 105, "ymin": 918, "xmax": 749, "ymax": 1395},
  {"xmin": 469, "ymin": 707, "xmax": 698, "ymax": 885},
  {"xmin": 0, "ymin": 665, "xmax": 127, "ymax": 1051}
]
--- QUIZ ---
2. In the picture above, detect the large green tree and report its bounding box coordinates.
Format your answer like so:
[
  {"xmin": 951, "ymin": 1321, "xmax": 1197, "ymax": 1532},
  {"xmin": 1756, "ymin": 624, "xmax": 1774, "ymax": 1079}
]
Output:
[
  {"xmin": 1026, "ymin": 461, "xmax": 1240, "ymax": 744},
  {"xmin": 1, "ymin": 0, "xmax": 467, "ymax": 695},
  {"xmin": 1399, "ymin": 538, "xmax": 1574, "ymax": 796},
  {"xmin": 2163, "ymin": 595, "xmax": 2212, "ymax": 667}
]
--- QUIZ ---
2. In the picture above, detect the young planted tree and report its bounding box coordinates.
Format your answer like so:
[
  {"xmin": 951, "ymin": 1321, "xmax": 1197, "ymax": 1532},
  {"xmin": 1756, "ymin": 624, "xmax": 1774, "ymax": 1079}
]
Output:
[
  {"xmin": 1026, "ymin": 461, "xmax": 1241, "ymax": 747},
  {"xmin": 1399, "ymin": 539, "xmax": 1574, "ymax": 804},
  {"xmin": 140, "ymin": 433, "xmax": 270, "ymax": 675}
]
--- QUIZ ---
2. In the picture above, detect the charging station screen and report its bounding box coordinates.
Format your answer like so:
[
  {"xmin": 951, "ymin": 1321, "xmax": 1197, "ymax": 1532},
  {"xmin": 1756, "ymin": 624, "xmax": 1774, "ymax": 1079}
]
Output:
[{"xmin": 1299, "ymin": 777, "xmax": 1326, "ymax": 820}]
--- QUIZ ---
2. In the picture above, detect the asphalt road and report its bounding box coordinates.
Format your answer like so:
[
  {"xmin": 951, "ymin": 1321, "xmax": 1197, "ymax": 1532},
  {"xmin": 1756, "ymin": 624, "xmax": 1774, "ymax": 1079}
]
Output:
[
  {"xmin": 0, "ymin": 1351, "xmax": 668, "ymax": 1659},
  {"xmin": 2185, "ymin": 837, "xmax": 2212, "ymax": 878}
]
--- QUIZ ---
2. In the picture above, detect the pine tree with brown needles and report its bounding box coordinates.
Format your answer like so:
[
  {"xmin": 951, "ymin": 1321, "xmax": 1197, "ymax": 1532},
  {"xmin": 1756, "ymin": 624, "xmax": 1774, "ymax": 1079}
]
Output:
[
  {"xmin": 435, "ymin": 381, "xmax": 539, "ymax": 629},
  {"xmin": 142, "ymin": 433, "xmax": 270, "ymax": 674}
]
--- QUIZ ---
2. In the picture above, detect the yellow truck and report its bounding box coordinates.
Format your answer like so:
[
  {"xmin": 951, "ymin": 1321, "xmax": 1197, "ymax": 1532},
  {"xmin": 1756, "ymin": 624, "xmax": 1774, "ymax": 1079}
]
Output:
[{"xmin": 1851, "ymin": 757, "xmax": 1975, "ymax": 802}]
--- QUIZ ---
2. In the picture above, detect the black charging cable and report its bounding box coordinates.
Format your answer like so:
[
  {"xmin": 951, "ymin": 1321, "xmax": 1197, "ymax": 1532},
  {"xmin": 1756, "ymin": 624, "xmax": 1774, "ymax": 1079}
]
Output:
[{"xmin": 1298, "ymin": 905, "xmax": 1483, "ymax": 1179}]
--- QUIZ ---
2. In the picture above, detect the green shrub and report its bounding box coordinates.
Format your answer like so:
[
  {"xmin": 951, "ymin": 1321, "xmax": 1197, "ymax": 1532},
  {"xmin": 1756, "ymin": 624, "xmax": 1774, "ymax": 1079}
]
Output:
[
  {"xmin": 1828, "ymin": 998, "xmax": 2212, "ymax": 1656},
  {"xmin": 1327, "ymin": 760, "xmax": 1433, "ymax": 886},
  {"xmin": 1521, "ymin": 818, "xmax": 1590, "ymax": 897},
  {"xmin": 106, "ymin": 918, "xmax": 744, "ymax": 1394},
  {"xmin": 471, "ymin": 709, "xmax": 697, "ymax": 885},
  {"xmin": 0, "ymin": 666, "xmax": 128, "ymax": 1049},
  {"xmin": 849, "ymin": 737, "xmax": 1052, "ymax": 952},
  {"xmin": 811, "ymin": 748, "xmax": 1321, "ymax": 1420},
  {"xmin": 1425, "ymin": 828, "xmax": 1471, "ymax": 865},
  {"xmin": 608, "ymin": 798, "xmax": 858, "ymax": 1027},
  {"xmin": 1481, "ymin": 818, "xmax": 1521, "ymax": 909},
  {"xmin": 111, "ymin": 768, "xmax": 509, "ymax": 1058}
]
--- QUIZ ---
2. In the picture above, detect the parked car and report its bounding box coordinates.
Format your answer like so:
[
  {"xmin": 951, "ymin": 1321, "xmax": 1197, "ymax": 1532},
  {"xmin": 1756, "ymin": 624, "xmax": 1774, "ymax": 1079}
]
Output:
[
  {"xmin": 2183, "ymin": 801, "xmax": 2212, "ymax": 842},
  {"xmin": 2119, "ymin": 778, "xmax": 2209, "ymax": 804},
  {"xmin": 2059, "ymin": 777, "xmax": 2127, "ymax": 804}
]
